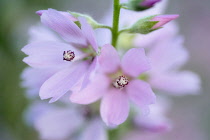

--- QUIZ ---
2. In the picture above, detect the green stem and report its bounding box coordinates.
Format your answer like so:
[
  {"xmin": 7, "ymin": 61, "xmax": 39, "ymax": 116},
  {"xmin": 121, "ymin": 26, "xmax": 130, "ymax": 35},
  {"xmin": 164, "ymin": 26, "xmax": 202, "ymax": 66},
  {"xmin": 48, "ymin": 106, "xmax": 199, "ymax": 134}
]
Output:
[
  {"xmin": 97, "ymin": 24, "xmax": 113, "ymax": 31},
  {"xmin": 111, "ymin": 0, "xmax": 121, "ymax": 47},
  {"xmin": 118, "ymin": 29, "xmax": 129, "ymax": 35}
]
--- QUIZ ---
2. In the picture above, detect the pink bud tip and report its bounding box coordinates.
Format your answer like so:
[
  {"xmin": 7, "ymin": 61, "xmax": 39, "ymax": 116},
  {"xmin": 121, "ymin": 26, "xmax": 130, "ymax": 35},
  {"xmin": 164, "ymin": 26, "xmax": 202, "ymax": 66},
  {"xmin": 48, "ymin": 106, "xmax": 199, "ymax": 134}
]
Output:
[
  {"xmin": 141, "ymin": 0, "xmax": 162, "ymax": 7},
  {"xmin": 151, "ymin": 14, "xmax": 179, "ymax": 29},
  {"xmin": 36, "ymin": 10, "xmax": 46, "ymax": 16}
]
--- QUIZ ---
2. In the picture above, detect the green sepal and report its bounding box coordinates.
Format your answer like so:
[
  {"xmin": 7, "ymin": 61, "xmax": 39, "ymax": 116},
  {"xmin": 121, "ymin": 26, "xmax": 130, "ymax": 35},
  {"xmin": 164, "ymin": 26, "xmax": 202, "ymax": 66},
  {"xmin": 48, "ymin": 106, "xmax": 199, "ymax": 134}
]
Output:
[
  {"xmin": 129, "ymin": 15, "xmax": 160, "ymax": 34},
  {"xmin": 68, "ymin": 11, "xmax": 99, "ymax": 29},
  {"xmin": 123, "ymin": 0, "xmax": 152, "ymax": 11}
]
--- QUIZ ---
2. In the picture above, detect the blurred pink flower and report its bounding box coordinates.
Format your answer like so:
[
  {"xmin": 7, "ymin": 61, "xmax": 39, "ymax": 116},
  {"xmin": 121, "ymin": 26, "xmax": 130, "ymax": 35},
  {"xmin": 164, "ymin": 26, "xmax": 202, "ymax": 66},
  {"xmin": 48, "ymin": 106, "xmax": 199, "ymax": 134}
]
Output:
[
  {"xmin": 147, "ymin": 31, "xmax": 201, "ymax": 95},
  {"xmin": 134, "ymin": 96, "xmax": 172, "ymax": 132},
  {"xmin": 70, "ymin": 45, "xmax": 156, "ymax": 126},
  {"xmin": 26, "ymin": 102, "xmax": 107, "ymax": 140},
  {"xmin": 22, "ymin": 9, "xmax": 104, "ymax": 102},
  {"xmin": 133, "ymin": 22, "xmax": 201, "ymax": 95}
]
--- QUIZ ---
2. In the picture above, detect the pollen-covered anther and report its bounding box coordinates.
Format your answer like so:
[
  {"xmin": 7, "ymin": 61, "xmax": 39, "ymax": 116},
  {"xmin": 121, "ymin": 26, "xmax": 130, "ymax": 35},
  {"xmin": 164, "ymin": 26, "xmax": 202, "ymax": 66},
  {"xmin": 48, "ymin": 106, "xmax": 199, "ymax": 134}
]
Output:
[
  {"xmin": 63, "ymin": 50, "xmax": 75, "ymax": 61},
  {"xmin": 113, "ymin": 75, "xmax": 129, "ymax": 89}
]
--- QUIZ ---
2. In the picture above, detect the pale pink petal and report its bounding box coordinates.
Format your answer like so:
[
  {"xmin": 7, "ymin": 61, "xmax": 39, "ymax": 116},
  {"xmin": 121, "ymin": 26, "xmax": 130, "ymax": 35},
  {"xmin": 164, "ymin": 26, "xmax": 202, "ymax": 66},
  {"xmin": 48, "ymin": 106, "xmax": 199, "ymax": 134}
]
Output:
[
  {"xmin": 36, "ymin": 10, "xmax": 78, "ymax": 21},
  {"xmin": 100, "ymin": 89, "xmax": 129, "ymax": 126},
  {"xmin": 28, "ymin": 24, "xmax": 62, "ymax": 43},
  {"xmin": 39, "ymin": 62, "xmax": 88, "ymax": 102},
  {"xmin": 40, "ymin": 9, "xmax": 86, "ymax": 46},
  {"xmin": 79, "ymin": 17, "xmax": 98, "ymax": 51},
  {"xmin": 135, "ymin": 96, "xmax": 172, "ymax": 132},
  {"xmin": 35, "ymin": 108, "xmax": 83, "ymax": 140},
  {"xmin": 126, "ymin": 80, "xmax": 156, "ymax": 108},
  {"xmin": 21, "ymin": 67, "xmax": 59, "ymax": 97},
  {"xmin": 22, "ymin": 41, "xmax": 84, "ymax": 68},
  {"xmin": 148, "ymin": 36, "xmax": 189, "ymax": 73},
  {"xmin": 80, "ymin": 118, "xmax": 107, "ymax": 140},
  {"xmin": 149, "ymin": 71, "xmax": 201, "ymax": 95},
  {"xmin": 99, "ymin": 44, "xmax": 120, "ymax": 73},
  {"xmin": 121, "ymin": 48, "xmax": 151, "ymax": 77},
  {"xmin": 70, "ymin": 74, "xmax": 109, "ymax": 104},
  {"xmin": 80, "ymin": 57, "xmax": 98, "ymax": 89}
]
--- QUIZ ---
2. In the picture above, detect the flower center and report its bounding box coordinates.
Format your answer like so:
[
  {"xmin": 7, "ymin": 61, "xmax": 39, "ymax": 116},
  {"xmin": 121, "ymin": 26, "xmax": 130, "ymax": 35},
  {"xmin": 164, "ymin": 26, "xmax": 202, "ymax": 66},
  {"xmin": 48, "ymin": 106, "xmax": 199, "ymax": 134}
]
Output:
[
  {"xmin": 113, "ymin": 75, "xmax": 129, "ymax": 89},
  {"xmin": 63, "ymin": 50, "xmax": 75, "ymax": 61}
]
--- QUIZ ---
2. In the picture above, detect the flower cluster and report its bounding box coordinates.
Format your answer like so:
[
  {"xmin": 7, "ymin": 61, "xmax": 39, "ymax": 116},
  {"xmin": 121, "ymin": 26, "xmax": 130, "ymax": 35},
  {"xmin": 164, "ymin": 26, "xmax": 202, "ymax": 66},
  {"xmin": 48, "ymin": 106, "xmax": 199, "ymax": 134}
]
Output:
[{"xmin": 21, "ymin": 0, "xmax": 201, "ymax": 139}]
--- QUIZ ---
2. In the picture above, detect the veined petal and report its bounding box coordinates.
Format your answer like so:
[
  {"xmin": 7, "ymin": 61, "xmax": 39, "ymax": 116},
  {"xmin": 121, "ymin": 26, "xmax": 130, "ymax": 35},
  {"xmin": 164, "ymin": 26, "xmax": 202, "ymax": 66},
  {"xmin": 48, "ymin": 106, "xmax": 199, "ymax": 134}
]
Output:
[
  {"xmin": 100, "ymin": 89, "xmax": 129, "ymax": 126},
  {"xmin": 149, "ymin": 71, "xmax": 201, "ymax": 95},
  {"xmin": 36, "ymin": 10, "xmax": 78, "ymax": 22},
  {"xmin": 99, "ymin": 44, "xmax": 120, "ymax": 73},
  {"xmin": 70, "ymin": 74, "xmax": 109, "ymax": 104},
  {"xmin": 79, "ymin": 17, "xmax": 98, "ymax": 51},
  {"xmin": 80, "ymin": 118, "xmax": 107, "ymax": 140},
  {"xmin": 39, "ymin": 62, "xmax": 88, "ymax": 102},
  {"xmin": 126, "ymin": 80, "xmax": 156, "ymax": 108},
  {"xmin": 40, "ymin": 9, "xmax": 86, "ymax": 45},
  {"xmin": 22, "ymin": 41, "xmax": 84, "ymax": 68},
  {"xmin": 80, "ymin": 57, "xmax": 98, "ymax": 89},
  {"xmin": 121, "ymin": 48, "xmax": 151, "ymax": 77}
]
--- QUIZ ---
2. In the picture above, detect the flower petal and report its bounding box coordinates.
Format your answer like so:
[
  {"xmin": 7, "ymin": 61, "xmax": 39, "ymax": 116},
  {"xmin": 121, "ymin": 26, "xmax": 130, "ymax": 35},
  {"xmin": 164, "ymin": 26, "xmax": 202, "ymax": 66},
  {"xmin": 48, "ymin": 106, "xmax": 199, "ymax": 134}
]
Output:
[
  {"xmin": 70, "ymin": 74, "xmax": 109, "ymax": 104},
  {"xmin": 35, "ymin": 107, "xmax": 83, "ymax": 140},
  {"xmin": 126, "ymin": 79, "xmax": 156, "ymax": 108},
  {"xmin": 28, "ymin": 24, "xmax": 62, "ymax": 43},
  {"xmin": 40, "ymin": 9, "xmax": 86, "ymax": 45},
  {"xmin": 148, "ymin": 36, "xmax": 189, "ymax": 73},
  {"xmin": 79, "ymin": 17, "xmax": 98, "ymax": 51},
  {"xmin": 39, "ymin": 62, "xmax": 88, "ymax": 102},
  {"xmin": 99, "ymin": 44, "xmax": 120, "ymax": 73},
  {"xmin": 22, "ymin": 41, "xmax": 84, "ymax": 68},
  {"xmin": 121, "ymin": 48, "xmax": 151, "ymax": 77},
  {"xmin": 80, "ymin": 57, "xmax": 98, "ymax": 89},
  {"xmin": 149, "ymin": 71, "xmax": 201, "ymax": 95},
  {"xmin": 80, "ymin": 118, "xmax": 107, "ymax": 140},
  {"xmin": 21, "ymin": 67, "xmax": 59, "ymax": 97},
  {"xmin": 100, "ymin": 89, "xmax": 129, "ymax": 126}
]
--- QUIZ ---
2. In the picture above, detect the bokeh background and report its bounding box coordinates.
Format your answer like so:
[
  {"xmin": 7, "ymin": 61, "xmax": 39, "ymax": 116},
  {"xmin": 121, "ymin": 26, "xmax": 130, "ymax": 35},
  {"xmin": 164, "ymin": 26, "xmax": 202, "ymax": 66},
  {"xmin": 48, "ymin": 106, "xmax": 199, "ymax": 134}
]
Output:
[{"xmin": 0, "ymin": 0, "xmax": 209, "ymax": 140}]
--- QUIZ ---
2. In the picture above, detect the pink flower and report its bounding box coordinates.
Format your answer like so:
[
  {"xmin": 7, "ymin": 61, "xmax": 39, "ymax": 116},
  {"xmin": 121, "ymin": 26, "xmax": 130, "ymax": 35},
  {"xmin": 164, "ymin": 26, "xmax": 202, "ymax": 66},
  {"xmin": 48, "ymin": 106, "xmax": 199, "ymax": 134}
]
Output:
[
  {"xmin": 70, "ymin": 45, "xmax": 156, "ymax": 126},
  {"xmin": 134, "ymin": 96, "xmax": 172, "ymax": 132},
  {"xmin": 22, "ymin": 9, "xmax": 102, "ymax": 102},
  {"xmin": 133, "ymin": 23, "xmax": 201, "ymax": 95},
  {"xmin": 26, "ymin": 102, "xmax": 107, "ymax": 140},
  {"xmin": 151, "ymin": 15, "xmax": 179, "ymax": 29},
  {"xmin": 147, "ymin": 35, "xmax": 201, "ymax": 95}
]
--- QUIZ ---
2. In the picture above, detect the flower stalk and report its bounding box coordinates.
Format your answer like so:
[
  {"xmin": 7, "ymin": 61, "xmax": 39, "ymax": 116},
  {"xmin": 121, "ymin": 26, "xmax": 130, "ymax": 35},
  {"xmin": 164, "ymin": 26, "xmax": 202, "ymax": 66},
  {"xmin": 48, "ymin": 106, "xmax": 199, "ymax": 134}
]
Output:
[{"xmin": 112, "ymin": 0, "xmax": 121, "ymax": 47}]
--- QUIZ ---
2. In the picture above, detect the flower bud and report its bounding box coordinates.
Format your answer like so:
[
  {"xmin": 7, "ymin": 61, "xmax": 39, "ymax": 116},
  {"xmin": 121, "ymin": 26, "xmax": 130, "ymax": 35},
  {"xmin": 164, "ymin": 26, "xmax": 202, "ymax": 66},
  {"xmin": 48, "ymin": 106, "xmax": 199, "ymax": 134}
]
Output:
[
  {"xmin": 126, "ymin": 0, "xmax": 161, "ymax": 11},
  {"xmin": 129, "ymin": 15, "xmax": 179, "ymax": 34}
]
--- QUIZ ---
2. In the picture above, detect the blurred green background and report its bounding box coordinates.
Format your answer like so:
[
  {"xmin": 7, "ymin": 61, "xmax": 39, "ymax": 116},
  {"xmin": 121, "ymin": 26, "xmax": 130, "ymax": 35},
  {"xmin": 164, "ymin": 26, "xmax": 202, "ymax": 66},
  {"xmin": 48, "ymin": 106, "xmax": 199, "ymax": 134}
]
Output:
[{"xmin": 0, "ymin": 0, "xmax": 209, "ymax": 140}]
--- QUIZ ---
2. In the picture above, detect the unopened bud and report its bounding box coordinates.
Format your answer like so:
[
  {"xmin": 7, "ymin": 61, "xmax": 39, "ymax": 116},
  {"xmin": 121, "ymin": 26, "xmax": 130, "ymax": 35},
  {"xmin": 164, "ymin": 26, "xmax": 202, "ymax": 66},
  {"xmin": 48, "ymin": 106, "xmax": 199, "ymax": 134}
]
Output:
[
  {"xmin": 126, "ymin": 0, "xmax": 161, "ymax": 11},
  {"xmin": 129, "ymin": 15, "xmax": 179, "ymax": 34}
]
